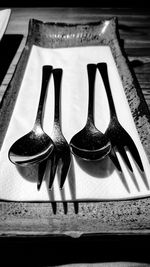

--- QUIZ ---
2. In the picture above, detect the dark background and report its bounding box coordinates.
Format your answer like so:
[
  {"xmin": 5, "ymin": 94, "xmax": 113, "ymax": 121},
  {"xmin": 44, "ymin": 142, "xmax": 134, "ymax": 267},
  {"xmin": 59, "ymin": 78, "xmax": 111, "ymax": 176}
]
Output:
[
  {"xmin": 1, "ymin": 234, "xmax": 150, "ymax": 266},
  {"xmin": 0, "ymin": 0, "xmax": 150, "ymax": 8}
]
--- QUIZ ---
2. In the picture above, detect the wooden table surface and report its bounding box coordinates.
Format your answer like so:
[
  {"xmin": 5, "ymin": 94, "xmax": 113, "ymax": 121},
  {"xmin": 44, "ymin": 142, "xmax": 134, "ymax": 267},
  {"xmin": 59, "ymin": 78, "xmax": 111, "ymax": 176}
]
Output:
[{"xmin": 1, "ymin": 7, "xmax": 150, "ymax": 265}]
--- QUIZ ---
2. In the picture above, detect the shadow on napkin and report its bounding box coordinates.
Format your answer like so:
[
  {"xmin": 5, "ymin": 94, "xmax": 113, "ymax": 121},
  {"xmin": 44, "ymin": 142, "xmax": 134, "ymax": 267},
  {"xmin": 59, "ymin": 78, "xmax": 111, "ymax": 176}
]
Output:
[
  {"xmin": 15, "ymin": 153, "xmax": 138, "ymax": 204},
  {"xmin": 74, "ymin": 155, "xmax": 114, "ymax": 178},
  {"xmin": 74, "ymin": 155, "xmax": 131, "ymax": 193},
  {"xmin": 16, "ymin": 155, "xmax": 113, "ymax": 197},
  {"xmin": 74, "ymin": 153, "xmax": 149, "ymax": 195},
  {"xmin": 16, "ymin": 154, "xmax": 79, "ymax": 213}
]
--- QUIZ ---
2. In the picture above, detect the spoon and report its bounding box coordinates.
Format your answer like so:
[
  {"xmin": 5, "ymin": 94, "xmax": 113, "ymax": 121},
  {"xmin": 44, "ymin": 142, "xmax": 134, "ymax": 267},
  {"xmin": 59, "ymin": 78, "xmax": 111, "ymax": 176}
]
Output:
[
  {"xmin": 69, "ymin": 64, "xmax": 111, "ymax": 161},
  {"xmin": 8, "ymin": 65, "xmax": 54, "ymax": 166}
]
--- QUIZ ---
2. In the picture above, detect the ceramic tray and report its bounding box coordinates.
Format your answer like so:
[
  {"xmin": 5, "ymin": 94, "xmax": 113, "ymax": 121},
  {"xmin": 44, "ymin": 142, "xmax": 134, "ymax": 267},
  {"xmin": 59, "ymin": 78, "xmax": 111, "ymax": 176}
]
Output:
[{"xmin": 0, "ymin": 18, "xmax": 150, "ymax": 202}]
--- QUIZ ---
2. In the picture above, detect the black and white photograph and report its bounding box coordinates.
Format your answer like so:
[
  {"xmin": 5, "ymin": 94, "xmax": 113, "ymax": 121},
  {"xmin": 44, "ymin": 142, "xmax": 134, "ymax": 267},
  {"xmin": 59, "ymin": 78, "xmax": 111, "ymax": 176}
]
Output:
[{"xmin": 0, "ymin": 3, "xmax": 150, "ymax": 267}]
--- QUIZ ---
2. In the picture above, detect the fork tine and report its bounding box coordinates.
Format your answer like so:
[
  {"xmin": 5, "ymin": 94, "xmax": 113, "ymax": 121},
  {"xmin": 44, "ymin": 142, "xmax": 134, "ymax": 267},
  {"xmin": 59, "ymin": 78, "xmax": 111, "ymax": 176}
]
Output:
[
  {"xmin": 37, "ymin": 158, "xmax": 47, "ymax": 190},
  {"xmin": 60, "ymin": 155, "xmax": 71, "ymax": 190},
  {"xmin": 109, "ymin": 147, "xmax": 122, "ymax": 172},
  {"xmin": 126, "ymin": 138, "xmax": 144, "ymax": 172},
  {"xmin": 49, "ymin": 154, "xmax": 58, "ymax": 190},
  {"xmin": 117, "ymin": 145, "xmax": 133, "ymax": 172}
]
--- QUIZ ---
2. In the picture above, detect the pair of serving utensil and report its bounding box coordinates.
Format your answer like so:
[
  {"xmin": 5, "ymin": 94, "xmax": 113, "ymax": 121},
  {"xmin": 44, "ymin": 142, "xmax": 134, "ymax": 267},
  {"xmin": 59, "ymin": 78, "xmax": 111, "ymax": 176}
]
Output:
[
  {"xmin": 70, "ymin": 63, "xmax": 143, "ymax": 173},
  {"xmin": 8, "ymin": 63, "xmax": 144, "ymax": 191},
  {"xmin": 8, "ymin": 66, "xmax": 71, "ymax": 190}
]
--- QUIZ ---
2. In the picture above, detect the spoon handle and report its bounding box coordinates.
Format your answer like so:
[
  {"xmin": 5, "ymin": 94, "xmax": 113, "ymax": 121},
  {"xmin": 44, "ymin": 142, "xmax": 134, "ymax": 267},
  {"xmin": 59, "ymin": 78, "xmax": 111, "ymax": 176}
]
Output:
[
  {"xmin": 87, "ymin": 64, "xmax": 97, "ymax": 125},
  {"xmin": 53, "ymin": 68, "xmax": 63, "ymax": 127},
  {"xmin": 35, "ymin": 65, "xmax": 52, "ymax": 126},
  {"xmin": 97, "ymin": 62, "xmax": 117, "ymax": 118}
]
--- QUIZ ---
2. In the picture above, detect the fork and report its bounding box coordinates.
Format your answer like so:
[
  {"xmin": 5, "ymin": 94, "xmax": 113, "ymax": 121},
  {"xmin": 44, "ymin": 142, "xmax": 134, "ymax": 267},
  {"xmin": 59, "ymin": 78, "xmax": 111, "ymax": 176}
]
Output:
[
  {"xmin": 49, "ymin": 68, "xmax": 71, "ymax": 190},
  {"xmin": 97, "ymin": 62, "xmax": 144, "ymax": 175}
]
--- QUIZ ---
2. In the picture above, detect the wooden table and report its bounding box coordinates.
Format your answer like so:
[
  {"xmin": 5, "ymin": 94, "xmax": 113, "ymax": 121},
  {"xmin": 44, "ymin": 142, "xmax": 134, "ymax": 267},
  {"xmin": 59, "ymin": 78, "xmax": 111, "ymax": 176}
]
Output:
[{"xmin": 1, "ymin": 7, "xmax": 150, "ymax": 265}]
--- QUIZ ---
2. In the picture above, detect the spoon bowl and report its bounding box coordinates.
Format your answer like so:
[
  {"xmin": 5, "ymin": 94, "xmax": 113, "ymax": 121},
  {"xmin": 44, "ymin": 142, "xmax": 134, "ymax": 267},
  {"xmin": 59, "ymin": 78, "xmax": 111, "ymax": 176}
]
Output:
[
  {"xmin": 8, "ymin": 65, "xmax": 54, "ymax": 166},
  {"xmin": 69, "ymin": 64, "xmax": 111, "ymax": 160},
  {"xmin": 9, "ymin": 125, "xmax": 53, "ymax": 166}
]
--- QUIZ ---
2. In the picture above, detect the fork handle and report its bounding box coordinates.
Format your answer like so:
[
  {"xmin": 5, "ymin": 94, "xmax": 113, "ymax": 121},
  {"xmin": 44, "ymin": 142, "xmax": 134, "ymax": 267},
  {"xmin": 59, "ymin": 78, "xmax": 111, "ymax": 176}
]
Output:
[
  {"xmin": 97, "ymin": 62, "xmax": 117, "ymax": 118},
  {"xmin": 53, "ymin": 68, "xmax": 63, "ymax": 127}
]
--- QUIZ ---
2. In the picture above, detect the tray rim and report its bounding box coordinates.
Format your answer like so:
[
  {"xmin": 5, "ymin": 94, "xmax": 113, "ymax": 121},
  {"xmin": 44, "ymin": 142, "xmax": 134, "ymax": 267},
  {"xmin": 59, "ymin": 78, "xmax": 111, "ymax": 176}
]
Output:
[{"xmin": 1, "ymin": 17, "xmax": 150, "ymax": 236}]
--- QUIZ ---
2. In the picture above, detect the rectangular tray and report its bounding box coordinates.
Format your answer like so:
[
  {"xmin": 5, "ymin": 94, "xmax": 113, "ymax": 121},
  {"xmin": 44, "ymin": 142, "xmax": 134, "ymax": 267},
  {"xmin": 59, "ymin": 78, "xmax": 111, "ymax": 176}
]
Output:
[{"xmin": 1, "ymin": 18, "xmax": 150, "ymax": 236}]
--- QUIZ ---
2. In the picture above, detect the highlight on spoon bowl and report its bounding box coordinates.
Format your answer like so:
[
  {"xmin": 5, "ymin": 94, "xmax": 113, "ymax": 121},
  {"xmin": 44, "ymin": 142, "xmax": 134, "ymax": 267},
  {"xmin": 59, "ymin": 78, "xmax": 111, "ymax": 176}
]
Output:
[{"xmin": 70, "ymin": 142, "xmax": 111, "ymax": 161}]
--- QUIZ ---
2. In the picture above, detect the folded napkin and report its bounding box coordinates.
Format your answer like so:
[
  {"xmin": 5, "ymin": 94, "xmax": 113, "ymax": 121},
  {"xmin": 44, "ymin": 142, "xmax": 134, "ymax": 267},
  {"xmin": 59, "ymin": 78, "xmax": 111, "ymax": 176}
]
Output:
[
  {"xmin": 0, "ymin": 9, "xmax": 11, "ymax": 41},
  {"xmin": 0, "ymin": 45, "xmax": 150, "ymax": 201}
]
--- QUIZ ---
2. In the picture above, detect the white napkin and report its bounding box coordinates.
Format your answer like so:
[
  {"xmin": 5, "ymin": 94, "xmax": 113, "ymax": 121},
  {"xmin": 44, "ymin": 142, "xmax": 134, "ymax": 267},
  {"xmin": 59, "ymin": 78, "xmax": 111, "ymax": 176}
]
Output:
[
  {"xmin": 0, "ymin": 45, "xmax": 150, "ymax": 201},
  {"xmin": 0, "ymin": 9, "xmax": 11, "ymax": 41}
]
